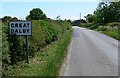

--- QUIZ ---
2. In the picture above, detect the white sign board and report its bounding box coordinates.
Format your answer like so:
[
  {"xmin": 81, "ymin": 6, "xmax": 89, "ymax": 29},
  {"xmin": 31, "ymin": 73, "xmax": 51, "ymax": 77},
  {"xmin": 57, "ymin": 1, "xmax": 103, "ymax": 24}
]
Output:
[{"xmin": 9, "ymin": 21, "xmax": 32, "ymax": 36}]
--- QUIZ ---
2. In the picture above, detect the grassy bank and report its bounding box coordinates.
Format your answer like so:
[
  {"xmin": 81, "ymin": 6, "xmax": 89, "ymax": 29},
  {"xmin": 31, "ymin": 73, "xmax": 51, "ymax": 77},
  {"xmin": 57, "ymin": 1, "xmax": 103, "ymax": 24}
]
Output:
[
  {"xmin": 101, "ymin": 29, "xmax": 119, "ymax": 40},
  {"xmin": 2, "ymin": 20, "xmax": 72, "ymax": 76},
  {"xmin": 0, "ymin": 21, "xmax": 2, "ymax": 77},
  {"xmin": 79, "ymin": 22, "xmax": 119, "ymax": 40},
  {"xmin": 3, "ymin": 29, "xmax": 72, "ymax": 76}
]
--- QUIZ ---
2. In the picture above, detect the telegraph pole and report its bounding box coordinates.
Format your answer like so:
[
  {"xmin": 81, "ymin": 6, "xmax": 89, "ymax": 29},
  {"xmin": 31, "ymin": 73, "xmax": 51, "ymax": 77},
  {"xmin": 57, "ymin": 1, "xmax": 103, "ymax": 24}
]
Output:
[
  {"xmin": 80, "ymin": 12, "xmax": 81, "ymax": 19},
  {"xmin": 80, "ymin": 12, "xmax": 81, "ymax": 25}
]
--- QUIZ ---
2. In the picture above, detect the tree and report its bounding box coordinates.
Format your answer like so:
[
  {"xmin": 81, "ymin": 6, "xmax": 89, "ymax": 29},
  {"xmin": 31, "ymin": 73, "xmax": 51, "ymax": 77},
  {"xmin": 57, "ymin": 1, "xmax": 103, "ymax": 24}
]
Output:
[
  {"xmin": 2, "ymin": 16, "xmax": 12, "ymax": 23},
  {"xmin": 85, "ymin": 14, "xmax": 96, "ymax": 23},
  {"xmin": 88, "ymin": 1, "xmax": 120, "ymax": 24},
  {"xmin": 11, "ymin": 17, "xmax": 18, "ymax": 21},
  {"xmin": 56, "ymin": 15, "xmax": 61, "ymax": 21},
  {"xmin": 26, "ymin": 8, "xmax": 47, "ymax": 20},
  {"xmin": 109, "ymin": 2, "xmax": 120, "ymax": 22}
]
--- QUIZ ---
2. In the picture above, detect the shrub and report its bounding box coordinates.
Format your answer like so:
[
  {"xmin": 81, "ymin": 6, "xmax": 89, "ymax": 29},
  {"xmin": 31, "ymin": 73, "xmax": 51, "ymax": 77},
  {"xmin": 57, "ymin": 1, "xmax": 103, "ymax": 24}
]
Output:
[
  {"xmin": 106, "ymin": 22, "xmax": 120, "ymax": 29},
  {"xmin": 96, "ymin": 25, "xmax": 108, "ymax": 31}
]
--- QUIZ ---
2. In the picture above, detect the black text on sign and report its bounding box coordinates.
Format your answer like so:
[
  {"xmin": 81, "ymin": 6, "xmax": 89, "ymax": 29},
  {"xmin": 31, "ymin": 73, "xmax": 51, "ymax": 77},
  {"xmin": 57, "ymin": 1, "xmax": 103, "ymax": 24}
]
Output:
[{"xmin": 9, "ymin": 21, "xmax": 32, "ymax": 36}]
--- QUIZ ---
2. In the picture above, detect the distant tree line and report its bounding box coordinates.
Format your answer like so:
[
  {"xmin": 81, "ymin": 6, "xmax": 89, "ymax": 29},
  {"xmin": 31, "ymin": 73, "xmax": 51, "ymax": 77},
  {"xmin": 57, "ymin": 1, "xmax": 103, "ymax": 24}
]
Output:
[
  {"xmin": 85, "ymin": 1, "xmax": 120, "ymax": 24},
  {"xmin": 72, "ymin": 19, "xmax": 87, "ymax": 26},
  {"xmin": 2, "ymin": 8, "xmax": 47, "ymax": 23},
  {"xmin": 2, "ymin": 8, "xmax": 64, "ymax": 24},
  {"xmin": 2, "ymin": 16, "xmax": 18, "ymax": 24}
]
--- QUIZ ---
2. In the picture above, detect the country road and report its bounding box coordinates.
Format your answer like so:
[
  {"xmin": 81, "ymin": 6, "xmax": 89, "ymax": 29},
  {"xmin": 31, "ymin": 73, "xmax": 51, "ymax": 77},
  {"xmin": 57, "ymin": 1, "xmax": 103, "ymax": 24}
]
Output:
[{"xmin": 60, "ymin": 26, "xmax": 118, "ymax": 76}]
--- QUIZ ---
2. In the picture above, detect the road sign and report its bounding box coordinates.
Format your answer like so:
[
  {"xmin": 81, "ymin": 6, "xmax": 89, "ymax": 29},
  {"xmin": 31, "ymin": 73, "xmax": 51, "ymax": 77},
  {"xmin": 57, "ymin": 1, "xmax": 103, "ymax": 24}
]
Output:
[
  {"xmin": 9, "ymin": 21, "xmax": 32, "ymax": 36},
  {"xmin": 9, "ymin": 21, "xmax": 32, "ymax": 63}
]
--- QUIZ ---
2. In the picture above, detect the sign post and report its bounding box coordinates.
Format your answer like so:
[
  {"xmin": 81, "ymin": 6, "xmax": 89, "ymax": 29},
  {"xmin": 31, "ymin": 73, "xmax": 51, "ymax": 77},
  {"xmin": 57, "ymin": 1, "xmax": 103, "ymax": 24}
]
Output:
[
  {"xmin": 9, "ymin": 21, "xmax": 32, "ymax": 63},
  {"xmin": 26, "ymin": 36, "xmax": 29, "ymax": 63}
]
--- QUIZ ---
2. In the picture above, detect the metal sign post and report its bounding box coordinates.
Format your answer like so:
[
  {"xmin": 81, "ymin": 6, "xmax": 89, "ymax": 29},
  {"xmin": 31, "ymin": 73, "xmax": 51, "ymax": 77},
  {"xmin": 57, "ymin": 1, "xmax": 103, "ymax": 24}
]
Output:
[{"xmin": 26, "ymin": 36, "xmax": 29, "ymax": 63}]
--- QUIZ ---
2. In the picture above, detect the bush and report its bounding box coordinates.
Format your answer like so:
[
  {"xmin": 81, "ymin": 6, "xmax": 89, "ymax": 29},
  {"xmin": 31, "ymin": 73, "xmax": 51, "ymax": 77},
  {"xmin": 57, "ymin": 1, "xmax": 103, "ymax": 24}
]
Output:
[
  {"xmin": 2, "ymin": 28, "xmax": 10, "ymax": 66},
  {"xmin": 89, "ymin": 25, "xmax": 98, "ymax": 30},
  {"xmin": 106, "ymin": 22, "xmax": 120, "ymax": 29},
  {"xmin": 102, "ymin": 29, "xmax": 119, "ymax": 40},
  {"xmin": 96, "ymin": 25, "xmax": 108, "ymax": 31},
  {"xmin": 79, "ymin": 22, "xmax": 119, "ymax": 40},
  {"xmin": 2, "ymin": 24, "xmax": 10, "ymax": 65},
  {"xmin": 79, "ymin": 23, "xmax": 99, "ymax": 30},
  {"xmin": 2, "ymin": 20, "xmax": 71, "ymax": 71}
]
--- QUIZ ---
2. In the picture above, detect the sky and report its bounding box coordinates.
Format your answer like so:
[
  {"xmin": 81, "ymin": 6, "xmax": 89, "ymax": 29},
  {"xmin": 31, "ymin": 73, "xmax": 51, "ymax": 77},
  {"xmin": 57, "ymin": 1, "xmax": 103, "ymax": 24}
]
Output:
[{"xmin": 1, "ymin": 2, "xmax": 99, "ymax": 20}]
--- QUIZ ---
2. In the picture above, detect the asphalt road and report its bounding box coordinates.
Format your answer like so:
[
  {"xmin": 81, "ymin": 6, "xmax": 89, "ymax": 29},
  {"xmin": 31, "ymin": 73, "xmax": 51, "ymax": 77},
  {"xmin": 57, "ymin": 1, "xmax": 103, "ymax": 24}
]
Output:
[{"xmin": 60, "ymin": 26, "xmax": 118, "ymax": 76}]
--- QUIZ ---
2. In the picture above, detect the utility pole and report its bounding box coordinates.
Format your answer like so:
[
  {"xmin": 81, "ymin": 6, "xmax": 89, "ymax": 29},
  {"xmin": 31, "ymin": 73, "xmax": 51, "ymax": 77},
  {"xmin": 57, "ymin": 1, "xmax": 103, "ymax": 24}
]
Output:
[
  {"xmin": 80, "ymin": 12, "xmax": 81, "ymax": 20},
  {"xmin": 80, "ymin": 12, "xmax": 81, "ymax": 25}
]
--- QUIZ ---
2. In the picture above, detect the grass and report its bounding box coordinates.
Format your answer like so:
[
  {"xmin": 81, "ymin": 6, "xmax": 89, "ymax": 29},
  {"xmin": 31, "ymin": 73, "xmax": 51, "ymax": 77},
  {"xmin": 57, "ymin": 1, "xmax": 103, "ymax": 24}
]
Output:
[
  {"xmin": 0, "ymin": 21, "xmax": 2, "ymax": 78},
  {"xmin": 95, "ymin": 25, "xmax": 119, "ymax": 40},
  {"xmin": 101, "ymin": 29, "xmax": 119, "ymax": 40},
  {"xmin": 0, "ymin": 23, "xmax": 2, "ymax": 51},
  {"xmin": 79, "ymin": 22, "xmax": 119, "ymax": 40},
  {"xmin": 3, "ymin": 29, "xmax": 72, "ymax": 76}
]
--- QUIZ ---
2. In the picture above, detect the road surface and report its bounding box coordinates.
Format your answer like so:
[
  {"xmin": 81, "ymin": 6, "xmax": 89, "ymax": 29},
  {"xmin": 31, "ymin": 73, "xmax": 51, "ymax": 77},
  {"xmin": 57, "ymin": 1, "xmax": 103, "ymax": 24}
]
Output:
[{"xmin": 60, "ymin": 26, "xmax": 118, "ymax": 76}]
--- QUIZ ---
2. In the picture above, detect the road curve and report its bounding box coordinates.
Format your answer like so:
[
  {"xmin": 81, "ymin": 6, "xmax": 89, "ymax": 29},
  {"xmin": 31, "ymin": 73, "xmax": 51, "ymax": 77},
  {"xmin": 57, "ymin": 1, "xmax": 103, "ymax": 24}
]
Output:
[{"xmin": 60, "ymin": 26, "xmax": 118, "ymax": 76}]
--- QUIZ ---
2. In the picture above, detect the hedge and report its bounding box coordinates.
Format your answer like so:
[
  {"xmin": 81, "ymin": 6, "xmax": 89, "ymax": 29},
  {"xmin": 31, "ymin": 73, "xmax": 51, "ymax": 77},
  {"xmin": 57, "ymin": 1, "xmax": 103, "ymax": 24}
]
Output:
[{"xmin": 2, "ymin": 20, "xmax": 71, "ymax": 71}]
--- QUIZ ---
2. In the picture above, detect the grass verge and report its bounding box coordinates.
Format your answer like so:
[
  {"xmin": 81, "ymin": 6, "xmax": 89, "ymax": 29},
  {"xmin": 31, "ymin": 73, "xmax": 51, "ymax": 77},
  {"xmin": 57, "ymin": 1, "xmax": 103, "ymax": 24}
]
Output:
[
  {"xmin": 79, "ymin": 23, "xmax": 119, "ymax": 40},
  {"xmin": 0, "ymin": 22, "xmax": 2, "ymax": 78},
  {"xmin": 3, "ymin": 29, "xmax": 72, "ymax": 76},
  {"xmin": 101, "ymin": 29, "xmax": 119, "ymax": 40}
]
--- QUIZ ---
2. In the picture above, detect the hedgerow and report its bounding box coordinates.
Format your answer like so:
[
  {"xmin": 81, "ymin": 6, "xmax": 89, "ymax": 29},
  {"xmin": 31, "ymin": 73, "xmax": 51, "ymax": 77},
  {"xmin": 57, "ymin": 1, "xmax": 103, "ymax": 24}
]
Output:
[
  {"xmin": 2, "ymin": 20, "xmax": 71, "ymax": 75},
  {"xmin": 79, "ymin": 22, "xmax": 119, "ymax": 40}
]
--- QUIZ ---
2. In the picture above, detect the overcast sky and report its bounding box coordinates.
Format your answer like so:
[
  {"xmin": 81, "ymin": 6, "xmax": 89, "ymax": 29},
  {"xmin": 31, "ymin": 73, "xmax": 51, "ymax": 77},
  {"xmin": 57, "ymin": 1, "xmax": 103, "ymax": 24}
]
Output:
[{"xmin": 1, "ymin": 1, "xmax": 99, "ymax": 20}]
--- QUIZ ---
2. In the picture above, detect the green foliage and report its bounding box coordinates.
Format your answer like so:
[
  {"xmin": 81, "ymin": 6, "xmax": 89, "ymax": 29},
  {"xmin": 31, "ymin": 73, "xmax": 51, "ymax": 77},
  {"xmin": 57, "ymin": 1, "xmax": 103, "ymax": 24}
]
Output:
[
  {"xmin": 11, "ymin": 17, "xmax": 18, "ymax": 21},
  {"xmin": 28, "ymin": 20, "xmax": 59, "ymax": 57},
  {"xmin": 96, "ymin": 25, "xmax": 108, "ymax": 31},
  {"xmin": 83, "ymin": 1, "xmax": 120, "ymax": 40},
  {"xmin": 8, "ymin": 34, "xmax": 25, "ymax": 65},
  {"xmin": 79, "ymin": 23, "xmax": 97, "ymax": 29},
  {"xmin": 2, "ymin": 29, "xmax": 72, "ymax": 76},
  {"xmin": 79, "ymin": 22, "xmax": 119, "ymax": 40},
  {"xmin": 2, "ymin": 32, "xmax": 10, "ymax": 64},
  {"xmin": 106, "ymin": 22, "xmax": 120, "ymax": 29},
  {"xmin": 41, "ymin": 21, "xmax": 58, "ymax": 44},
  {"xmin": 2, "ymin": 16, "xmax": 12, "ymax": 23},
  {"xmin": 89, "ymin": 25, "xmax": 98, "ymax": 30},
  {"xmin": 26, "ymin": 8, "xmax": 47, "ymax": 20},
  {"xmin": 86, "ymin": 14, "xmax": 96, "ymax": 23},
  {"xmin": 102, "ymin": 29, "xmax": 119, "ymax": 40},
  {"xmin": 2, "ymin": 16, "xmax": 18, "ymax": 24},
  {"xmin": 39, "ymin": 30, "xmax": 72, "ymax": 76},
  {"xmin": 86, "ymin": 1, "xmax": 120, "ymax": 24},
  {"xmin": 2, "ymin": 20, "xmax": 71, "ymax": 76},
  {"xmin": 2, "ymin": 24, "xmax": 10, "ymax": 66}
]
